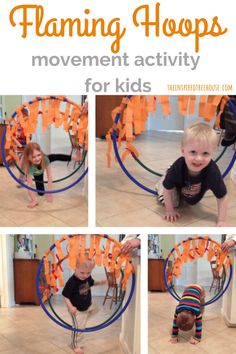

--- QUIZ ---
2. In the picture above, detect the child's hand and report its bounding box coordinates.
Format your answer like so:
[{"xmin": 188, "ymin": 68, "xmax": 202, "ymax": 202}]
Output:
[
  {"xmin": 189, "ymin": 336, "xmax": 199, "ymax": 345},
  {"xmin": 222, "ymin": 239, "xmax": 236, "ymax": 252},
  {"xmin": 72, "ymin": 149, "xmax": 82, "ymax": 162},
  {"xmin": 163, "ymin": 210, "xmax": 181, "ymax": 223},
  {"xmin": 27, "ymin": 200, "xmax": 39, "ymax": 208},
  {"xmin": 68, "ymin": 305, "xmax": 77, "ymax": 315},
  {"xmin": 45, "ymin": 194, "xmax": 53, "ymax": 203},
  {"xmin": 170, "ymin": 337, "xmax": 178, "ymax": 344}
]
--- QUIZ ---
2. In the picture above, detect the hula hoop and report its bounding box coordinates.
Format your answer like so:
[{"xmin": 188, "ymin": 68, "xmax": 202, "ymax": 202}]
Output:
[
  {"xmin": 1, "ymin": 128, "xmax": 88, "ymax": 194},
  {"xmin": 222, "ymin": 149, "xmax": 236, "ymax": 178},
  {"xmin": 112, "ymin": 119, "xmax": 157, "ymax": 195},
  {"xmin": 45, "ymin": 267, "xmax": 125, "ymax": 329},
  {"xmin": 227, "ymin": 99, "xmax": 236, "ymax": 119},
  {"xmin": 166, "ymin": 264, "xmax": 227, "ymax": 306},
  {"xmin": 13, "ymin": 149, "xmax": 87, "ymax": 184},
  {"xmin": 36, "ymin": 235, "xmax": 136, "ymax": 332},
  {"xmin": 46, "ymin": 284, "xmax": 126, "ymax": 330},
  {"xmin": 113, "ymin": 97, "xmax": 235, "ymax": 196},
  {"xmin": 131, "ymin": 145, "xmax": 228, "ymax": 178},
  {"xmin": 163, "ymin": 237, "xmax": 233, "ymax": 306}
]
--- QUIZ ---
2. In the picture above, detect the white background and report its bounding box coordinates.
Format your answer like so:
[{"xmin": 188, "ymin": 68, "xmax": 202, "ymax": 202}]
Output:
[
  {"xmin": 0, "ymin": 0, "xmax": 235, "ymax": 93},
  {"xmin": 0, "ymin": 1, "xmax": 235, "ymax": 353}
]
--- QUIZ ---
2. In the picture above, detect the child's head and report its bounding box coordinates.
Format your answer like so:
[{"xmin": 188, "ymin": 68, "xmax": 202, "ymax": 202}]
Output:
[
  {"xmin": 74, "ymin": 255, "xmax": 95, "ymax": 281},
  {"xmin": 23, "ymin": 142, "xmax": 45, "ymax": 171},
  {"xmin": 181, "ymin": 123, "xmax": 218, "ymax": 174},
  {"xmin": 176, "ymin": 310, "xmax": 196, "ymax": 331}
]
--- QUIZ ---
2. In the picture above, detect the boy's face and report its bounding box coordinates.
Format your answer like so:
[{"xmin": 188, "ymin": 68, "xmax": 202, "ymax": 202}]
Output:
[
  {"xmin": 181, "ymin": 139, "xmax": 214, "ymax": 175},
  {"xmin": 75, "ymin": 266, "xmax": 92, "ymax": 281}
]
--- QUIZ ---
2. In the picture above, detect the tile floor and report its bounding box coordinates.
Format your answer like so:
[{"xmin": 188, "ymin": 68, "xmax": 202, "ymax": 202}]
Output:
[
  {"xmin": 96, "ymin": 131, "xmax": 236, "ymax": 227},
  {"xmin": 0, "ymin": 296, "xmax": 122, "ymax": 354},
  {"xmin": 148, "ymin": 291, "xmax": 236, "ymax": 354},
  {"xmin": 0, "ymin": 161, "xmax": 88, "ymax": 227}
]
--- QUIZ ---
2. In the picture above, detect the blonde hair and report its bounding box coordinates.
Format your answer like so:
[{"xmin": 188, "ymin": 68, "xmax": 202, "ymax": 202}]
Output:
[
  {"xmin": 176, "ymin": 311, "xmax": 195, "ymax": 331},
  {"xmin": 22, "ymin": 142, "xmax": 46, "ymax": 174},
  {"xmin": 76, "ymin": 254, "xmax": 95, "ymax": 271},
  {"xmin": 181, "ymin": 123, "xmax": 218, "ymax": 151}
]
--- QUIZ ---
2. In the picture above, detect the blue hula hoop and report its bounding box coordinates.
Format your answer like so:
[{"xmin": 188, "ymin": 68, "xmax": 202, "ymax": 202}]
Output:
[
  {"xmin": 112, "ymin": 112, "xmax": 157, "ymax": 196},
  {"xmin": 112, "ymin": 96, "xmax": 236, "ymax": 196},
  {"xmin": 163, "ymin": 249, "xmax": 233, "ymax": 306},
  {"xmin": 227, "ymin": 99, "xmax": 236, "ymax": 120},
  {"xmin": 36, "ymin": 237, "xmax": 136, "ymax": 332},
  {"xmin": 222, "ymin": 149, "xmax": 236, "ymax": 178},
  {"xmin": 1, "ymin": 127, "xmax": 88, "ymax": 194}
]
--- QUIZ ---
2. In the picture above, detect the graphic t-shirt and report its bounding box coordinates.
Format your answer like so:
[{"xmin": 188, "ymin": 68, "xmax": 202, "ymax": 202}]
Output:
[
  {"xmin": 163, "ymin": 157, "xmax": 227, "ymax": 205},
  {"xmin": 62, "ymin": 274, "xmax": 94, "ymax": 311},
  {"xmin": 29, "ymin": 156, "xmax": 50, "ymax": 176}
]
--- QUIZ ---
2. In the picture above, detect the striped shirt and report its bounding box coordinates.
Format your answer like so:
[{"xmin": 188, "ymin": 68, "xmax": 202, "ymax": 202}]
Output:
[{"xmin": 172, "ymin": 285, "xmax": 203, "ymax": 340}]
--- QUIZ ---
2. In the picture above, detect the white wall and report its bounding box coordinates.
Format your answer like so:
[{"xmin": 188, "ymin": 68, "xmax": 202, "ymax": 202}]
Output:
[
  {"xmin": 147, "ymin": 96, "xmax": 215, "ymax": 132},
  {"xmin": 173, "ymin": 234, "xmax": 222, "ymax": 287},
  {"xmin": 22, "ymin": 95, "xmax": 82, "ymax": 154},
  {"xmin": 0, "ymin": 235, "xmax": 15, "ymax": 307},
  {"xmin": 147, "ymin": 96, "xmax": 185, "ymax": 131}
]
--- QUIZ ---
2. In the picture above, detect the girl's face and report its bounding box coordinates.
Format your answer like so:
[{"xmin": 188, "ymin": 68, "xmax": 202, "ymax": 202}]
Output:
[{"xmin": 29, "ymin": 149, "xmax": 42, "ymax": 165}]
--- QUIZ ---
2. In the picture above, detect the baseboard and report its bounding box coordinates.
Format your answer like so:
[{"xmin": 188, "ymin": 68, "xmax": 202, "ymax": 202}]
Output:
[
  {"xmin": 119, "ymin": 336, "xmax": 131, "ymax": 354},
  {"xmin": 223, "ymin": 313, "xmax": 236, "ymax": 327}
]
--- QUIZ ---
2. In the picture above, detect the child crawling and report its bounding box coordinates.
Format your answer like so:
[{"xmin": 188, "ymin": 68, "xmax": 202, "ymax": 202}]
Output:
[
  {"xmin": 156, "ymin": 123, "xmax": 227, "ymax": 226},
  {"xmin": 62, "ymin": 255, "xmax": 107, "ymax": 354},
  {"xmin": 170, "ymin": 284, "xmax": 205, "ymax": 345}
]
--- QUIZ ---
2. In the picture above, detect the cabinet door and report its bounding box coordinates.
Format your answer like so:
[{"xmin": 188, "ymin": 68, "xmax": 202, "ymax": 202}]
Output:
[
  {"xmin": 148, "ymin": 260, "xmax": 166, "ymax": 291},
  {"xmin": 14, "ymin": 259, "xmax": 40, "ymax": 305},
  {"xmin": 96, "ymin": 95, "xmax": 124, "ymax": 138}
]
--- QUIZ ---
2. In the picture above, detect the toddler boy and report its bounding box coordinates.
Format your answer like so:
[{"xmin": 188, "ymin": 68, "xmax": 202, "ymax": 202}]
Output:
[{"xmin": 157, "ymin": 123, "xmax": 227, "ymax": 226}]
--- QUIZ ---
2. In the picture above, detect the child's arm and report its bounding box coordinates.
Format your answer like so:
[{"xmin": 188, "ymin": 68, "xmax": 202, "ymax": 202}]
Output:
[
  {"xmin": 163, "ymin": 187, "xmax": 181, "ymax": 222},
  {"xmin": 93, "ymin": 279, "xmax": 107, "ymax": 286},
  {"xmin": 190, "ymin": 313, "xmax": 202, "ymax": 345},
  {"xmin": 26, "ymin": 174, "xmax": 38, "ymax": 208},
  {"xmin": 45, "ymin": 165, "xmax": 53, "ymax": 203},
  {"xmin": 170, "ymin": 313, "xmax": 179, "ymax": 343},
  {"xmin": 216, "ymin": 195, "xmax": 227, "ymax": 227},
  {"xmin": 63, "ymin": 296, "xmax": 77, "ymax": 315}
]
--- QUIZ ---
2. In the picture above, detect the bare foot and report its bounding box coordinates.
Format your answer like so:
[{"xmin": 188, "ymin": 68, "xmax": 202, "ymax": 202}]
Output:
[
  {"xmin": 72, "ymin": 149, "xmax": 82, "ymax": 162},
  {"xmin": 27, "ymin": 200, "xmax": 39, "ymax": 208},
  {"xmin": 73, "ymin": 347, "xmax": 84, "ymax": 354},
  {"xmin": 45, "ymin": 194, "xmax": 53, "ymax": 203},
  {"xmin": 189, "ymin": 336, "xmax": 199, "ymax": 345}
]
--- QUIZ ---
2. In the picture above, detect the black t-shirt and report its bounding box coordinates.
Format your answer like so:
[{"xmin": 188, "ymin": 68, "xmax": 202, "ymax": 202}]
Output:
[
  {"xmin": 163, "ymin": 157, "xmax": 227, "ymax": 205},
  {"xmin": 62, "ymin": 274, "xmax": 94, "ymax": 311}
]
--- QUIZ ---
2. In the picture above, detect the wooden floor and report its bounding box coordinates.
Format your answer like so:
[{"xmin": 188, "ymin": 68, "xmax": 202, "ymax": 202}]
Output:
[
  {"xmin": 149, "ymin": 291, "xmax": 236, "ymax": 354},
  {"xmin": 96, "ymin": 131, "xmax": 236, "ymax": 227},
  {"xmin": 0, "ymin": 296, "xmax": 122, "ymax": 354}
]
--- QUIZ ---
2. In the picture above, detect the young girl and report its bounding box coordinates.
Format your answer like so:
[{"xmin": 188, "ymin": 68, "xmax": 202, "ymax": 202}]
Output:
[{"xmin": 22, "ymin": 142, "xmax": 82, "ymax": 208}]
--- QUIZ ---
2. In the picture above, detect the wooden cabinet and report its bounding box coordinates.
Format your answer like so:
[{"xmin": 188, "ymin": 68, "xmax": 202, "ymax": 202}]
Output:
[
  {"xmin": 148, "ymin": 258, "xmax": 166, "ymax": 292},
  {"xmin": 96, "ymin": 95, "xmax": 124, "ymax": 138},
  {"xmin": 13, "ymin": 259, "xmax": 40, "ymax": 305},
  {"xmin": 0, "ymin": 124, "xmax": 6, "ymax": 165}
]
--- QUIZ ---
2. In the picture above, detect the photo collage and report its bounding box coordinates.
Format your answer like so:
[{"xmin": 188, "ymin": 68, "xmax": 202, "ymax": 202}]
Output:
[{"xmin": 0, "ymin": 94, "xmax": 236, "ymax": 354}]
